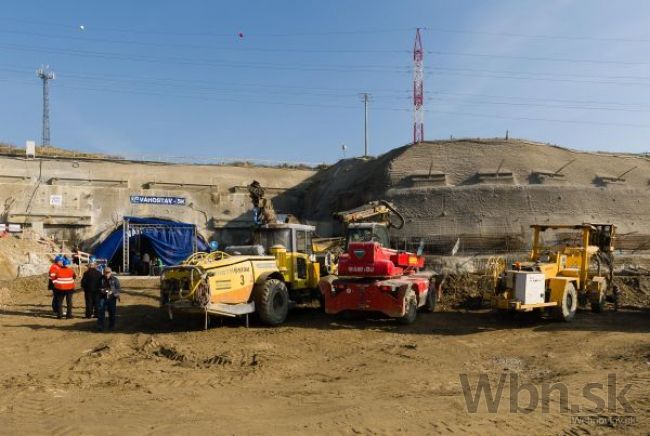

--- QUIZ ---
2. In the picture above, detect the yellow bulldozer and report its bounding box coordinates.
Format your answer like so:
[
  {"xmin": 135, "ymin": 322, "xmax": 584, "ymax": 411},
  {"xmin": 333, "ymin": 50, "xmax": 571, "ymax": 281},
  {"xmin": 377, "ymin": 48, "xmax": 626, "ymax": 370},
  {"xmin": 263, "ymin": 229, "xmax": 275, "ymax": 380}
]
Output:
[{"xmin": 491, "ymin": 223, "xmax": 616, "ymax": 321}]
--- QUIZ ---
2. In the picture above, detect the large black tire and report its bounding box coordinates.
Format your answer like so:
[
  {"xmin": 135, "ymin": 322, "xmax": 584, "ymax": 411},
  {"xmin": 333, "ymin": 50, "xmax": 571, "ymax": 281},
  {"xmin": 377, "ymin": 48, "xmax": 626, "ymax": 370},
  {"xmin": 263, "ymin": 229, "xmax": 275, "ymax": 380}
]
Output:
[
  {"xmin": 591, "ymin": 291, "xmax": 606, "ymax": 313},
  {"xmin": 424, "ymin": 280, "xmax": 437, "ymax": 313},
  {"xmin": 553, "ymin": 283, "xmax": 578, "ymax": 322},
  {"xmin": 255, "ymin": 279, "xmax": 289, "ymax": 326},
  {"xmin": 496, "ymin": 309, "xmax": 516, "ymax": 322},
  {"xmin": 398, "ymin": 289, "xmax": 418, "ymax": 324}
]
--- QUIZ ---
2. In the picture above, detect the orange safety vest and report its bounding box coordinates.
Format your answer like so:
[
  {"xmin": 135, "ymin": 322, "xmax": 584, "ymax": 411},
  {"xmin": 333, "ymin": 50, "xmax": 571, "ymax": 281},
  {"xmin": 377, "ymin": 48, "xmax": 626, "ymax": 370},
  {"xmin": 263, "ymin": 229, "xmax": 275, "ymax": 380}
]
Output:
[
  {"xmin": 53, "ymin": 267, "xmax": 76, "ymax": 291},
  {"xmin": 49, "ymin": 264, "xmax": 60, "ymax": 282}
]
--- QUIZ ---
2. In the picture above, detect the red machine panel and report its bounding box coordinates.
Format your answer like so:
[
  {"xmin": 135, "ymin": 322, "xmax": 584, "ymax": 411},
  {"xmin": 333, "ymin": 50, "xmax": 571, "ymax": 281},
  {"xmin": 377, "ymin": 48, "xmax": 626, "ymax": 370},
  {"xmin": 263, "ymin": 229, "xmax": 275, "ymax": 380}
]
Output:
[{"xmin": 338, "ymin": 242, "xmax": 423, "ymax": 278}]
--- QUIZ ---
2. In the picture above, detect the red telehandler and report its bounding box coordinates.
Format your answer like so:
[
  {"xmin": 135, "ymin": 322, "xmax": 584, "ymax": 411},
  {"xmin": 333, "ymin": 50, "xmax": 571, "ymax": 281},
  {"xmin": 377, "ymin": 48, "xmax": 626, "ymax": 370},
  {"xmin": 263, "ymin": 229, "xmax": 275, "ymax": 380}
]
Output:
[{"xmin": 318, "ymin": 240, "xmax": 437, "ymax": 324}]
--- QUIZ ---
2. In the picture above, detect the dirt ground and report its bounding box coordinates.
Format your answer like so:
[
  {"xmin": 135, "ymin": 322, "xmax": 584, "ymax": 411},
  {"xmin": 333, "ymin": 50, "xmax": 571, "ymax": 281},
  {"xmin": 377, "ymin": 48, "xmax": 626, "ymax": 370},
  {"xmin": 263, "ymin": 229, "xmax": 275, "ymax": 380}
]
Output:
[{"xmin": 0, "ymin": 279, "xmax": 648, "ymax": 435}]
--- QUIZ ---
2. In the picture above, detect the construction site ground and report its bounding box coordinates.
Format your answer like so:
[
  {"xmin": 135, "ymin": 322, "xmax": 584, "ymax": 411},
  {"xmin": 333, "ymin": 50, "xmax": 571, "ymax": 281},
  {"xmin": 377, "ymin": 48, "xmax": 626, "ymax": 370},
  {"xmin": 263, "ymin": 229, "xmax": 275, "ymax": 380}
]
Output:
[{"xmin": 0, "ymin": 277, "xmax": 648, "ymax": 435}]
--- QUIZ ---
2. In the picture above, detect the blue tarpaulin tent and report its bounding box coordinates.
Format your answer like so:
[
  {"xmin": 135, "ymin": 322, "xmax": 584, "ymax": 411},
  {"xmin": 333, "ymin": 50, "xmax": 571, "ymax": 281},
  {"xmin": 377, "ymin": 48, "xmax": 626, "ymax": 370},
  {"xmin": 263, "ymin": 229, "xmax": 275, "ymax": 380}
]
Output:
[{"xmin": 93, "ymin": 216, "xmax": 208, "ymax": 267}]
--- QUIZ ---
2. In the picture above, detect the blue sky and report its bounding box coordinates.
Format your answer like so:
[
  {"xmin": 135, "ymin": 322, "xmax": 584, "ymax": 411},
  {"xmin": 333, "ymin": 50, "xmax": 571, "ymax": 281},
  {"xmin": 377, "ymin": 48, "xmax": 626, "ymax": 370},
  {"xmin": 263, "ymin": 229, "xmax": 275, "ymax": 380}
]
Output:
[{"xmin": 1, "ymin": 0, "xmax": 650, "ymax": 163}]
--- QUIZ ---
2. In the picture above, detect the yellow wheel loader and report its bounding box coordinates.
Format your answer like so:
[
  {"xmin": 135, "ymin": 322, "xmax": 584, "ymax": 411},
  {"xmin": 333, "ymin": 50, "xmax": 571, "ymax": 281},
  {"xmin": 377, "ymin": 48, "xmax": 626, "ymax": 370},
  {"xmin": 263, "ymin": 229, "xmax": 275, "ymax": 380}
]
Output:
[{"xmin": 492, "ymin": 223, "xmax": 616, "ymax": 321}]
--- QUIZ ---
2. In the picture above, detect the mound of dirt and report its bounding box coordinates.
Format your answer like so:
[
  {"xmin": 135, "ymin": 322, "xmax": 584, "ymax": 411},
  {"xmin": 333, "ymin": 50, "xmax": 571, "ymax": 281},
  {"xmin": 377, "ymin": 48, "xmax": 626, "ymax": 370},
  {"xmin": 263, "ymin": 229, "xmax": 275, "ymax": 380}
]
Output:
[
  {"xmin": 0, "ymin": 235, "xmax": 59, "ymax": 280},
  {"xmin": 439, "ymin": 272, "xmax": 484, "ymax": 310},
  {"xmin": 302, "ymin": 139, "xmax": 650, "ymax": 259},
  {"xmin": 0, "ymin": 274, "xmax": 49, "ymax": 306},
  {"xmin": 614, "ymin": 275, "xmax": 650, "ymax": 309}
]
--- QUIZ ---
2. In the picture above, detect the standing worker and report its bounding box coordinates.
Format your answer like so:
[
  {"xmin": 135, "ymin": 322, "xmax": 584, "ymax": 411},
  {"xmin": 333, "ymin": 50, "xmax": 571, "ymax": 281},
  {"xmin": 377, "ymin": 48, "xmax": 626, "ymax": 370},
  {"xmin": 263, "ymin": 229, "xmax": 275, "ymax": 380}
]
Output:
[
  {"xmin": 81, "ymin": 259, "xmax": 102, "ymax": 318},
  {"xmin": 48, "ymin": 255, "xmax": 64, "ymax": 315},
  {"xmin": 97, "ymin": 267, "xmax": 121, "ymax": 331},
  {"xmin": 53, "ymin": 257, "xmax": 76, "ymax": 319}
]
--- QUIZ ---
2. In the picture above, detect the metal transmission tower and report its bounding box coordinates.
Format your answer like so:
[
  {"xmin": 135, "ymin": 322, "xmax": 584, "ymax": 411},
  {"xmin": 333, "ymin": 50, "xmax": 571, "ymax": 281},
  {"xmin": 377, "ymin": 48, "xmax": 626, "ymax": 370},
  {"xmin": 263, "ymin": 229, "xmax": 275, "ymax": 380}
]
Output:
[
  {"xmin": 413, "ymin": 28, "xmax": 424, "ymax": 143},
  {"xmin": 359, "ymin": 92, "xmax": 371, "ymax": 157},
  {"xmin": 36, "ymin": 66, "xmax": 55, "ymax": 146}
]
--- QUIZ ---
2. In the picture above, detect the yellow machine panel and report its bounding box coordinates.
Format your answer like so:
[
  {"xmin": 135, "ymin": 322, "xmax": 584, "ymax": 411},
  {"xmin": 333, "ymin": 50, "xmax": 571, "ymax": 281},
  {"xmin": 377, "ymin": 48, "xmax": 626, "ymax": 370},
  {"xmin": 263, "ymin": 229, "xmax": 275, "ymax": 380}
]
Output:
[{"xmin": 206, "ymin": 260, "xmax": 256, "ymax": 304}]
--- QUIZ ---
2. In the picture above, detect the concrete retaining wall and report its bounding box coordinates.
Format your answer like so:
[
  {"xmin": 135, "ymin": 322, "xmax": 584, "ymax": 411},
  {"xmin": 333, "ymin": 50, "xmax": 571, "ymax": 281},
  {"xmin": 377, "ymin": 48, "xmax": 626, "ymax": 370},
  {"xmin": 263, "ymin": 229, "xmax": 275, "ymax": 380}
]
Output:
[{"xmin": 0, "ymin": 155, "xmax": 316, "ymax": 249}]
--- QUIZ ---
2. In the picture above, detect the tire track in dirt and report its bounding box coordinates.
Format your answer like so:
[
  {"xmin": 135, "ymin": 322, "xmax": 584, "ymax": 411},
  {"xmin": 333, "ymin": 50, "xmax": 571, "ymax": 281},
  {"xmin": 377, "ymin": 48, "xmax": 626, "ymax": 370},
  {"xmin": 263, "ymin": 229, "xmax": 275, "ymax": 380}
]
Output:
[{"xmin": 49, "ymin": 424, "xmax": 85, "ymax": 436}]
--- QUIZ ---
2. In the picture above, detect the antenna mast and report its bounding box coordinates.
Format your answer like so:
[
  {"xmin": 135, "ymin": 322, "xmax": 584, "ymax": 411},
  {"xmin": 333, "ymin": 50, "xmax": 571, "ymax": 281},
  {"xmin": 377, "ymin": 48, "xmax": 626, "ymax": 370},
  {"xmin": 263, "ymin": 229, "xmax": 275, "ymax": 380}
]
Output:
[{"xmin": 37, "ymin": 66, "xmax": 55, "ymax": 146}]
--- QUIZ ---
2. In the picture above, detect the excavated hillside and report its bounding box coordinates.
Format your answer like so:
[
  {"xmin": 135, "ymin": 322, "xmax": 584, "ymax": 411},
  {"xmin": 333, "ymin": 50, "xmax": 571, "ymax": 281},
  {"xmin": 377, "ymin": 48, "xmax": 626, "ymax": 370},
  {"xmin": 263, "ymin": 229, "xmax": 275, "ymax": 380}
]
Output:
[{"xmin": 303, "ymin": 138, "xmax": 650, "ymax": 254}]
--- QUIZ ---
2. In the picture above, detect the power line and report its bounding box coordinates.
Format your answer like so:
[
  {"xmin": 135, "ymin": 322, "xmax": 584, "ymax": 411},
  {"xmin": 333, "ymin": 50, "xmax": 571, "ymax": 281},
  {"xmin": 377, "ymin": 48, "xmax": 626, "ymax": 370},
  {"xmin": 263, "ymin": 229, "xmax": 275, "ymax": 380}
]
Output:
[
  {"xmin": 422, "ymin": 26, "xmax": 650, "ymax": 43},
  {"xmin": 0, "ymin": 65, "xmax": 411, "ymax": 96},
  {"xmin": 0, "ymin": 17, "xmax": 414, "ymax": 38},
  {"xmin": 4, "ymin": 73, "xmax": 650, "ymax": 130},
  {"xmin": 8, "ymin": 41, "xmax": 650, "ymax": 85},
  {"xmin": 428, "ymin": 50, "xmax": 650, "ymax": 66},
  {"xmin": 53, "ymin": 81, "xmax": 411, "ymax": 112},
  {"xmin": 4, "ymin": 15, "xmax": 650, "ymax": 44},
  {"xmin": 430, "ymin": 90, "xmax": 650, "ymax": 109},
  {"xmin": 46, "ymin": 81, "xmax": 650, "ymax": 128},
  {"xmin": 0, "ymin": 42, "xmax": 411, "ymax": 72},
  {"xmin": 431, "ymin": 91, "xmax": 650, "ymax": 109},
  {"xmin": 428, "ymin": 108, "xmax": 650, "ymax": 129},
  {"xmin": 428, "ymin": 69, "xmax": 650, "ymax": 88},
  {"xmin": 431, "ymin": 65, "xmax": 650, "ymax": 83},
  {"xmin": 0, "ymin": 28, "xmax": 409, "ymax": 54},
  {"xmin": 427, "ymin": 96, "xmax": 650, "ymax": 113},
  {"xmin": 9, "ymin": 64, "xmax": 650, "ymax": 108},
  {"xmin": 8, "ymin": 67, "xmax": 650, "ymax": 113},
  {"xmin": 5, "ymin": 67, "xmax": 650, "ymax": 129}
]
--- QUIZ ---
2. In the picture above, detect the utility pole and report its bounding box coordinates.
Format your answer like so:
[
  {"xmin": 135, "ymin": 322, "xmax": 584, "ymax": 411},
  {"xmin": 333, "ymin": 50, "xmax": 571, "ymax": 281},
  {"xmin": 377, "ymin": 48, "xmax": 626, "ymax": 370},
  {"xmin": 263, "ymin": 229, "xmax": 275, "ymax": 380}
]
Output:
[
  {"xmin": 359, "ymin": 92, "xmax": 371, "ymax": 157},
  {"xmin": 413, "ymin": 28, "xmax": 424, "ymax": 143},
  {"xmin": 36, "ymin": 65, "xmax": 55, "ymax": 146}
]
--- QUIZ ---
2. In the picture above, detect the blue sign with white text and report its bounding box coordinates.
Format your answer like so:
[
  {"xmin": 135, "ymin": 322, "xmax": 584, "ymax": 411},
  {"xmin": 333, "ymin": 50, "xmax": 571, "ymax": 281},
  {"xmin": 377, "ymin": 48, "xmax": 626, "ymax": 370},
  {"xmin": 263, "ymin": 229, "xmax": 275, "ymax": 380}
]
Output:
[{"xmin": 130, "ymin": 195, "xmax": 186, "ymax": 206}]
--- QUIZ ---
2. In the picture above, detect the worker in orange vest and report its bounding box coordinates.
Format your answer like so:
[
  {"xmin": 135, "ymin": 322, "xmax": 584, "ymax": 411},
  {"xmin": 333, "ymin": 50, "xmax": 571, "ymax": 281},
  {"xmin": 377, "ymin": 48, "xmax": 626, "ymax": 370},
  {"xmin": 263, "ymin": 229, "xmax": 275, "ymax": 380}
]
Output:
[
  {"xmin": 53, "ymin": 257, "xmax": 77, "ymax": 319},
  {"xmin": 48, "ymin": 255, "xmax": 64, "ymax": 315}
]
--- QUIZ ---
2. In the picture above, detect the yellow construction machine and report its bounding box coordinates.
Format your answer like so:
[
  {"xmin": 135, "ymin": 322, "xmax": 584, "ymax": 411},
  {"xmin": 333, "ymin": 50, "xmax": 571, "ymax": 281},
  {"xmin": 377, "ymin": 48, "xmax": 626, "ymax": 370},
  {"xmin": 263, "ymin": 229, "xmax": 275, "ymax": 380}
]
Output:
[
  {"xmin": 160, "ymin": 228, "xmax": 321, "ymax": 327},
  {"xmin": 159, "ymin": 182, "xmax": 321, "ymax": 327},
  {"xmin": 244, "ymin": 180, "xmax": 321, "ymax": 296},
  {"xmin": 160, "ymin": 251, "xmax": 287, "ymax": 327},
  {"xmin": 492, "ymin": 223, "xmax": 616, "ymax": 321}
]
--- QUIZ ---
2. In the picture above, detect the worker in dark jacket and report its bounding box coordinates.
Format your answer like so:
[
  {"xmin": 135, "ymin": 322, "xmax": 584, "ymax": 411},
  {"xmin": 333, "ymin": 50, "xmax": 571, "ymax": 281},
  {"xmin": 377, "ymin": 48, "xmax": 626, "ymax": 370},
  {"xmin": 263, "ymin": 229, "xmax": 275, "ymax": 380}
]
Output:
[
  {"xmin": 97, "ymin": 267, "xmax": 121, "ymax": 331},
  {"xmin": 81, "ymin": 260, "xmax": 102, "ymax": 318}
]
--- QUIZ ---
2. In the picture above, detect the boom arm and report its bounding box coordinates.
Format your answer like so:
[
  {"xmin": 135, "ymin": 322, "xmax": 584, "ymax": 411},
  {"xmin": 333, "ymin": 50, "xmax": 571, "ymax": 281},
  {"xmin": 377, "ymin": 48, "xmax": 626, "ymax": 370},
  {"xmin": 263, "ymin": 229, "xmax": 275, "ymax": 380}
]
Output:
[
  {"xmin": 248, "ymin": 180, "xmax": 277, "ymax": 225},
  {"xmin": 334, "ymin": 200, "xmax": 404, "ymax": 229}
]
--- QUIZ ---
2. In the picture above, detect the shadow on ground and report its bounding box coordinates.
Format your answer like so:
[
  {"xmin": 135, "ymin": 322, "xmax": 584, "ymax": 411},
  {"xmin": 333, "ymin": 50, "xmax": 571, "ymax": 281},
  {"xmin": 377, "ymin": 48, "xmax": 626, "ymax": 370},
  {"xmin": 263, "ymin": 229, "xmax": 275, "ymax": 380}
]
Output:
[{"xmin": 4, "ymin": 297, "xmax": 648, "ymax": 337}]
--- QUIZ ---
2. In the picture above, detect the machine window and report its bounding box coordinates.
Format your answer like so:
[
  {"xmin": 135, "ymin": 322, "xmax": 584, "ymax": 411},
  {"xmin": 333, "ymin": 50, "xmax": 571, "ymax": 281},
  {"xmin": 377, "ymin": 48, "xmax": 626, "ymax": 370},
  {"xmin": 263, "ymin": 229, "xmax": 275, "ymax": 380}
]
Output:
[
  {"xmin": 375, "ymin": 226, "xmax": 390, "ymax": 247},
  {"xmin": 255, "ymin": 229, "xmax": 291, "ymax": 253},
  {"xmin": 296, "ymin": 230, "xmax": 309, "ymax": 253}
]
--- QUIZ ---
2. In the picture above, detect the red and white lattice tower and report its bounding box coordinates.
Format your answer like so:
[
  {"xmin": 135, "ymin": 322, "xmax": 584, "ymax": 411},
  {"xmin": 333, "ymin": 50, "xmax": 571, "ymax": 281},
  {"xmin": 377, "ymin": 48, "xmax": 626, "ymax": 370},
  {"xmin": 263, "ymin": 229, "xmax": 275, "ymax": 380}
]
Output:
[{"xmin": 413, "ymin": 28, "xmax": 424, "ymax": 143}]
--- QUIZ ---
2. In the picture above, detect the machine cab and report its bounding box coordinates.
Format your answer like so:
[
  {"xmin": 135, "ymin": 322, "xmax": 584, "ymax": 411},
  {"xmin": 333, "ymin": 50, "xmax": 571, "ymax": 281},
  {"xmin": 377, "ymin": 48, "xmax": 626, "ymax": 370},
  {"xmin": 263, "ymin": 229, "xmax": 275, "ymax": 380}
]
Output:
[
  {"xmin": 253, "ymin": 223, "xmax": 320, "ymax": 288},
  {"xmin": 345, "ymin": 223, "xmax": 391, "ymax": 249},
  {"xmin": 253, "ymin": 223, "xmax": 315, "ymax": 254}
]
